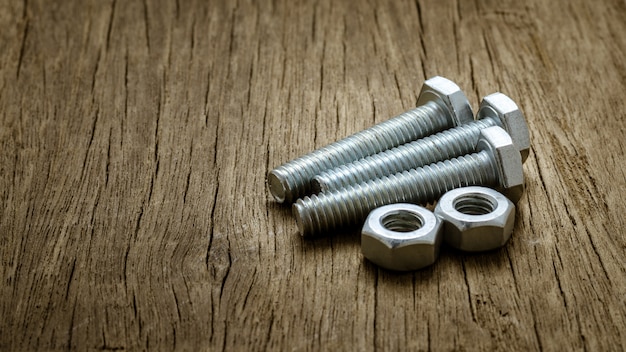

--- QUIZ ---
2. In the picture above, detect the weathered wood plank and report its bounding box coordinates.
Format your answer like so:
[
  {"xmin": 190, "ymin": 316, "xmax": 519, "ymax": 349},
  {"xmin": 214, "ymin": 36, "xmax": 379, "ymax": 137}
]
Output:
[{"xmin": 0, "ymin": 0, "xmax": 624, "ymax": 350}]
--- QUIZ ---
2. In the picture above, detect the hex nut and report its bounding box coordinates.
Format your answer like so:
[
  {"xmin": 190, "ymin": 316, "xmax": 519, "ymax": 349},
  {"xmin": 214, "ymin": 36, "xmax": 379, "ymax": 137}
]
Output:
[
  {"xmin": 417, "ymin": 76, "xmax": 474, "ymax": 127},
  {"xmin": 361, "ymin": 203, "xmax": 443, "ymax": 271},
  {"xmin": 477, "ymin": 93, "xmax": 530, "ymax": 162},
  {"xmin": 434, "ymin": 186, "xmax": 515, "ymax": 252}
]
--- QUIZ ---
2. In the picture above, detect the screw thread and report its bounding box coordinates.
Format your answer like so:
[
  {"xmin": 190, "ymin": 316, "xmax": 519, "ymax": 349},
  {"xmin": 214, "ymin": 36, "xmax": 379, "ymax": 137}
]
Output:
[
  {"xmin": 268, "ymin": 101, "xmax": 450, "ymax": 203},
  {"xmin": 313, "ymin": 118, "xmax": 499, "ymax": 192},
  {"xmin": 293, "ymin": 151, "xmax": 499, "ymax": 236}
]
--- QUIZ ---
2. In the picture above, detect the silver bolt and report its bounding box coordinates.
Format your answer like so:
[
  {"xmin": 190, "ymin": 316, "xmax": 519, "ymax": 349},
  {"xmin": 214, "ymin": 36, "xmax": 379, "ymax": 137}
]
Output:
[
  {"xmin": 293, "ymin": 126, "xmax": 524, "ymax": 236},
  {"xmin": 313, "ymin": 93, "xmax": 530, "ymax": 193},
  {"xmin": 267, "ymin": 76, "xmax": 473, "ymax": 204}
]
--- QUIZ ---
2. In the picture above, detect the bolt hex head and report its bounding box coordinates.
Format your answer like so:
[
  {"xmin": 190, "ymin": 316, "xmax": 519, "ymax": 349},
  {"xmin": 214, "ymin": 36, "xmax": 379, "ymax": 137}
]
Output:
[
  {"xmin": 417, "ymin": 76, "xmax": 474, "ymax": 127},
  {"xmin": 477, "ymin": 93, "xmax": 530, "ymax": 162},
  {"xmin": 361, "ymin": 204, "xmax": 443, "ymax": 271},
  {"xmin": 477, "ymin": 126, "xmax": 525, "ymax": 202}
]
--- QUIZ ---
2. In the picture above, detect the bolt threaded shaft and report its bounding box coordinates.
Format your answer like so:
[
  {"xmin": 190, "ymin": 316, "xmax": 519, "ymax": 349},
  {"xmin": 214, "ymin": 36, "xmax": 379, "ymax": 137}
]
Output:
[
  {"xmin": 293, "ymin": 151, "xmax": 499, "ymax": 236},
  {"xmin": 313, "ymin": 118, "xmax": 499, "ymax": 193},
  {"xmin": 268, "ymin": 101, "xmax": 450, "ymax": 204}
]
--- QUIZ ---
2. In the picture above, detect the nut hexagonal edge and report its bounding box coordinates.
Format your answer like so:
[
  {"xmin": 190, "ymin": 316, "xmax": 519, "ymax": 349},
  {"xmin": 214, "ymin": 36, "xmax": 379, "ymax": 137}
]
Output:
[
  {"xmin": 434, "ymin": 186, "xmax": 516, "ymax": 252},
  {"xmin": 361, "ymin": 204, "xmax": 443, "ymax": 271}
]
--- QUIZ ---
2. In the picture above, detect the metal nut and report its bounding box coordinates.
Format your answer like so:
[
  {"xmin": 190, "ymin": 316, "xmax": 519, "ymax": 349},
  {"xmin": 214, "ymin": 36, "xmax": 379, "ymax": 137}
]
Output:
[
  {"xmin": 361, "ymin": 204, "xmax": 442, "ymax": 271},
  {"xmin": 434, "ymin": 186, "xmax": 515, "ymax": 252}
]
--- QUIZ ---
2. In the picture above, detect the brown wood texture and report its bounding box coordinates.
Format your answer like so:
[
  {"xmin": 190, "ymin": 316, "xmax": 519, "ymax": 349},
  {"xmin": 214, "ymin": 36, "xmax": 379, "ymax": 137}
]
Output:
[{"xmin": 1, "ymin": 0, "xmax": 625, "ymax": 350}]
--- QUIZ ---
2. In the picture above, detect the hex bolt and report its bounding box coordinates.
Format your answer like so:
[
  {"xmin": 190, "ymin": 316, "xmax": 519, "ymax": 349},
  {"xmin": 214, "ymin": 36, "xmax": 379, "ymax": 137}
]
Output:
[
  {"xmin": 293, "ymin": 126, "xmax": 524, "ymax": 236},
  {"xmin": 313, "ymin": 93, "xmax": 530, "ymax": 193},
  {"xmin": 267, "ymin": 76, "xmax": 473, "ymax": 204}
]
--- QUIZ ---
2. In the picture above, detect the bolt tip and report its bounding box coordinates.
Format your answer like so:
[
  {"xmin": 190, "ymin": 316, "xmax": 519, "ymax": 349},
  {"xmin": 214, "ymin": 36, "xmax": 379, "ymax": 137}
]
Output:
[
  {"xmin": 311, "ymin": 176, "xmax": 326, "ymax": 194},
  {"xmin": 292, "ymin": 201, "xmax": 308, "ymax": 236},
  {"xmin": 267, "ymin": 170, "xmax": 288, "ymax": 203}
]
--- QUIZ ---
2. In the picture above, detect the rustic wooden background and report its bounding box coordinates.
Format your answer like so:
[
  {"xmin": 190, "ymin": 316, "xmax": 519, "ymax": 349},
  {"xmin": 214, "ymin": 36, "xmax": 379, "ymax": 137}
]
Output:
[{"xmin": 1, "ymin": 0, "xmax": 625, "ymax": 350}]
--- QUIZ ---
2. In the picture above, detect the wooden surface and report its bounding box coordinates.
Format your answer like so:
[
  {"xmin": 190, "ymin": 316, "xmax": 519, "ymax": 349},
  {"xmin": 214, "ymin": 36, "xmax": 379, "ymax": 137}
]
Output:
[{"xmin": 1, "ymin": 0, "xmax": 625, "ymax": 350}]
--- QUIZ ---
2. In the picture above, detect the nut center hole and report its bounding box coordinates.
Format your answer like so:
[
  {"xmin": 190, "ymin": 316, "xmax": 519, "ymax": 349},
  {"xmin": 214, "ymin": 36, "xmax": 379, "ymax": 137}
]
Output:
[
  {"xmin": 381, "ymin": 210, "xmax": 424, "ymax": 232},
  {"xmin": 453, "ymin": 193, "xmax": 497, "ymax": 215}
]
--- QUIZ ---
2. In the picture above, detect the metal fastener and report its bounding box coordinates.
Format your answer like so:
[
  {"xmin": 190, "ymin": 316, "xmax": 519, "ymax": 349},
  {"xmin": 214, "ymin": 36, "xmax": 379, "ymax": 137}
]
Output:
[
  {"xmin": 313, "ymin": 93, "xmax": 529, "ymax": 193},
  {"xmin": 434, "ymin": 186, "xmax": 515, "ymax": 252},
  {"xmin": 293, "ymin": 126, "xmax": 523, "ymax": 236},
  {"xmin": 361, "ymin": 203, "xmax": 442, "ymax": 271},
  {"xmin": 267, "ymin": 76, "xmax": 473, "ymax": 204}
]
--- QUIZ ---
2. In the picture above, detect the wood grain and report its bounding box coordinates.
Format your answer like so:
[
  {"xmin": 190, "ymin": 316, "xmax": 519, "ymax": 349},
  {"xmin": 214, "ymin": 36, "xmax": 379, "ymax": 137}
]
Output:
[{"xmin": 1, "ymin": 0, "xmax": 625, "ymax": 350}]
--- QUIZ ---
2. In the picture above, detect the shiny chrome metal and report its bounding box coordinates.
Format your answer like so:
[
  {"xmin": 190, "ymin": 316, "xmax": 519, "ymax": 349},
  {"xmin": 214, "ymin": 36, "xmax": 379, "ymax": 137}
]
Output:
[
  {"xmin": 435, "ymin": 186, "xmax": 515, "ymax": 252},
  {"xmin": 293, "ymin": 126, "xmax": 523, "ymax": 236},
  {"xmin": 361, "ymin": 203, "xmax": 442, "ymax": 271},
  {"xmin": 267, "ymin": 76, "xmax": 473, "ymax": 204},
  {"xmin": 313, "ymin": 93, "xmax": 529, "ymax": 193}
]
